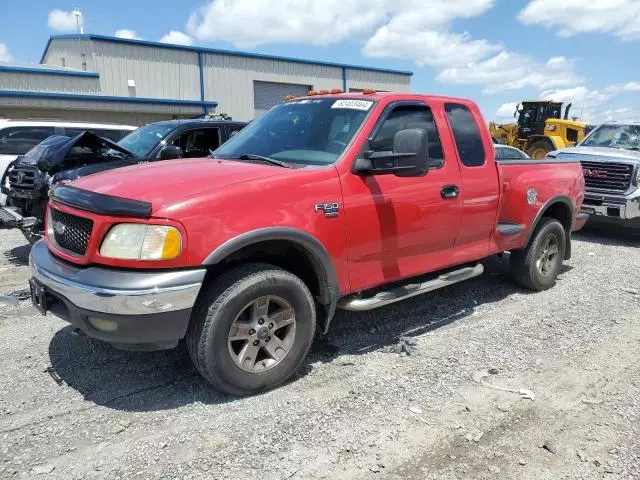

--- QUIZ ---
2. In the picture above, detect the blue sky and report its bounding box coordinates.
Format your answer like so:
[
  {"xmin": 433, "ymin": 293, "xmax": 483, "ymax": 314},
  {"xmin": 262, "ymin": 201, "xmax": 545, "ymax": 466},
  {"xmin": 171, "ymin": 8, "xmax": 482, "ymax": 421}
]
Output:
[{"xmin": 1, "ymin": 0, "xmax": 639, "ymax": 123}]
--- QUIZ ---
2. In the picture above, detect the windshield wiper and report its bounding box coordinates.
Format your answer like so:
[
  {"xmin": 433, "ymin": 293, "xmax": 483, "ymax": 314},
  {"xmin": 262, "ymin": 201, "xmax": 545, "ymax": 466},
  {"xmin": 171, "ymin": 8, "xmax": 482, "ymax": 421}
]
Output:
[{"xmin": 236, "ymin": 154, "xmax": 293, "ymax": 168}]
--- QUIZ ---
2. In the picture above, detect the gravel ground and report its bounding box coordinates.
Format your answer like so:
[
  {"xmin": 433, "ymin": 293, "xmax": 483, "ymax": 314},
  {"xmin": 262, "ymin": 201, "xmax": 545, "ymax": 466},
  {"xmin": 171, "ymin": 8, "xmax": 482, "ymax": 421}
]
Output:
[{"xmin": 0, "ymin": 223, "xmax": 639, "ymax": 480}]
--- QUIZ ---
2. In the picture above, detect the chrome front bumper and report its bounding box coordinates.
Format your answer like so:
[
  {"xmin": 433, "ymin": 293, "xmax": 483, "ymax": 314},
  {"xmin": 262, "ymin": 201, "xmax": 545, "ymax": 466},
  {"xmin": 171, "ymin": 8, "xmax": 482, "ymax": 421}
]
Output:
[
  {"xmin": 582, "ymin": 189, "xmax": 640, "ymax": 220},
  {"xmin": 30, "ymin": 240, "xmax": 205, "ymax": 315},
  {"xmin": 29, "ymin": 240, "xmax": 206, "ymax": 346}
]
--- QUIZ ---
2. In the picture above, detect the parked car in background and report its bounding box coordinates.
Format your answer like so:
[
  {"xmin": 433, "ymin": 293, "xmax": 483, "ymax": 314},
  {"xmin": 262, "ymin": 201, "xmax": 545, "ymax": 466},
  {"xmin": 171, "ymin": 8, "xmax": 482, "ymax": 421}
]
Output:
[
  {"xmin": 0, "ymin": 120, "xmax": 135, "ymax": 204},
  {"xmin": 494, "ymin": 144, "xmax": 529, "ymax": 161},
  {"xmin": 547, "ymin": 121, "xmax": 640, "ymax": 226},
  {"xmin": 29, "ymin": 91, "xmax": 586, "ymax": 396},
  {"xmin": 0, "ymin": 118, "xmax": 247, "ymax": 238}
]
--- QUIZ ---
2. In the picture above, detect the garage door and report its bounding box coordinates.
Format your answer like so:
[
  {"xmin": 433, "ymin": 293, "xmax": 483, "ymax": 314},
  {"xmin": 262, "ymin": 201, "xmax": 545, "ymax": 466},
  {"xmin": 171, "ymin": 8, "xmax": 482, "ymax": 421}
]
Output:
[{"xmin": 253, "ymin": 81, "xmax": 310, "ymax": 118}]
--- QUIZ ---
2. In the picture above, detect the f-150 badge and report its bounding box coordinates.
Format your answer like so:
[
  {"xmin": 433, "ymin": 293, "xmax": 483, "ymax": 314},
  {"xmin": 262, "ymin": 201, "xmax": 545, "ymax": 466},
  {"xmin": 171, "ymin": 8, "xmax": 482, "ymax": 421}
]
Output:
[{"xmin": 314, "ymin": 202, "xmax": 340, "ymax": 217}]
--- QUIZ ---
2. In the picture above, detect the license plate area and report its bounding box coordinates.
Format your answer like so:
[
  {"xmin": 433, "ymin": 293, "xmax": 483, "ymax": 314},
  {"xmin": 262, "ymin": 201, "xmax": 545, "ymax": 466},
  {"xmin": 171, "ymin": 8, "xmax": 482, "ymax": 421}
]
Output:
[
  {"xmin": 29, "ymin": 278, "xmax": 47, "ymax": 315},
  {"xmin": 580, "ymin": 207, "xmax": 595, "ymax": 215}
]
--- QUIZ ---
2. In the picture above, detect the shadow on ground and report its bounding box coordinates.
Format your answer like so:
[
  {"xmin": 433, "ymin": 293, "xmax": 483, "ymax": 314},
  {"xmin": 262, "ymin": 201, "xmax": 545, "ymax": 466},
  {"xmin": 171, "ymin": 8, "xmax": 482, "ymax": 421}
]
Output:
[
  {"xmin": 575, "ymin": 219, "xmax": 640, "ymax": 248},
  {"xmin": 47, "ymin": 255, "xmax": 566, "ymax": 412},
  {"xmin": 4, "ymin": 244, "xmax": 31, "ymax": 267}
]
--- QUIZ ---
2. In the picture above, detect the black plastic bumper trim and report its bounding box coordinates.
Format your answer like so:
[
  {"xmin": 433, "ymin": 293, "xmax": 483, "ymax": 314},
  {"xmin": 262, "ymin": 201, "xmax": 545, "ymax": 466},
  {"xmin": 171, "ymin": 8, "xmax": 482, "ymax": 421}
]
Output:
[
  {"xmin": 50, "ymin": 185, "xmax": 152, "ymax": 218},
  {"xmin": 44, "ymin": 286, "xmax": 192, "ymax": 346}
]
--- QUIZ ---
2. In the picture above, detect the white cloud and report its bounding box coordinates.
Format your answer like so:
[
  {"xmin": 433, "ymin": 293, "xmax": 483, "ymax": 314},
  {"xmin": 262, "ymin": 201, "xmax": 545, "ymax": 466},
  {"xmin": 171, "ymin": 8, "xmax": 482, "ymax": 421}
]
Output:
[
  {"xmin": 540, "ymin": 85, "xmax": 621, "ymax": 106},
  {"xmin": 115, "ymin": 29, "xmax": 141, "ymax": 40},
  {"xmin": 159, "ymin": 30, "xmax": 193, "ymax": 46},
  {"xmin": 187, "ymin": 0, "xmax": 496, "ymax": 54},
  {"xmin": 519, "ymin": 0, "xmax": 640, "ymax": 40},
  {"xmin": 362, "ymin": 1, "xmax": 499, "ymax": 68},
  {"xmin": 437, "ymin": 54, "xmax": 582, "ymax": 93},
  {"xmin": 624, "ymin": 82, "xmax": 640, "ymax": 91},
  {"xmin": 601, "ymin": 108, "xmax": 639, "ymax": 122},
  {"xmin": 539, "ymin": 84, "xmax": 639, "ymax": 122},
  {"xmin": 0, "ymin": 43, "xmax": 13, "ymax": 62},
  {"xmin": 48, "ymin": 9, "xmax": 79, "ymax": 32},
  {"xmin": 187, "ymin": 0, "xmax": 385, "ymax": 47},
  {"xmin": 495, "ymin": 102, "xmax": 519, "ymax": 122},
  {"xmin": 363, "ymin": 29, "xmax": 499, "ymax": 69}
]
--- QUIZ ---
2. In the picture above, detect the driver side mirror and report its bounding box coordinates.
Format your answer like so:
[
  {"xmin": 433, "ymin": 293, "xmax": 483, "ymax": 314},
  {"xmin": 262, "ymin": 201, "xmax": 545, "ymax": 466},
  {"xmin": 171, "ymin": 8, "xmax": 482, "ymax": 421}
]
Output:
[
  {"xmin": 353, "ymin": 128, "xmax": 429, "ymax": 177},
  {"xmin": 158, "ymin": 145, "xmax": 184, "ymax": 160}
]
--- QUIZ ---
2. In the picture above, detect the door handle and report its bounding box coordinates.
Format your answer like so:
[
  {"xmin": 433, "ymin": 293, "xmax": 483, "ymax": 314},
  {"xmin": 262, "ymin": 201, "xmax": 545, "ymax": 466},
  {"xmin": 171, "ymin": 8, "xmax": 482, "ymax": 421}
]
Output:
[{"xmin": 441, "ymin": 185, "xmax": 459, "ymax": 200}]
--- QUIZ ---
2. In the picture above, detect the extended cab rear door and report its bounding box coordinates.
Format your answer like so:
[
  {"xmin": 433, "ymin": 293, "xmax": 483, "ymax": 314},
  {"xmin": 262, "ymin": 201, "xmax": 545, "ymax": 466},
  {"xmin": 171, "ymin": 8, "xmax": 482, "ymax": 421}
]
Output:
[
  {"xmin": 443, "ymin": 102, "xmax": 500, "ymax": 262},
  {"xmin": 341, "ymin": 100, "xmax": 463, "ymax": 292}
]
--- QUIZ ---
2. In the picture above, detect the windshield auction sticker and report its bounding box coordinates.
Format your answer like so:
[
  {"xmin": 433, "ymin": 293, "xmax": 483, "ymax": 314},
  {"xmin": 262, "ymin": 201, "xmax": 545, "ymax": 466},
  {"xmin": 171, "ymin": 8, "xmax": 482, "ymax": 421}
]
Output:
[{"xmin": 331, "ymin": 99, "xmax": 374, "ymax": 111}]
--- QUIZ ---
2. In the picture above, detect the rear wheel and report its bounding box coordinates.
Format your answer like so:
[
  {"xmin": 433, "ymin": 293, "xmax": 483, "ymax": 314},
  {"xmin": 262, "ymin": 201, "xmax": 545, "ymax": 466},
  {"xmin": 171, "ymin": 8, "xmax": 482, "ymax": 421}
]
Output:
[
  {"xmin": 527, "ymin": 140, "xmax": 553, "ymax": 159},
  {"xmin": 187, "ymin": 263, "xmax": 316, "ymax": 396},
  {"xmin": 510, "ymin": 218, "xmax": 566, "ymax": 291}
]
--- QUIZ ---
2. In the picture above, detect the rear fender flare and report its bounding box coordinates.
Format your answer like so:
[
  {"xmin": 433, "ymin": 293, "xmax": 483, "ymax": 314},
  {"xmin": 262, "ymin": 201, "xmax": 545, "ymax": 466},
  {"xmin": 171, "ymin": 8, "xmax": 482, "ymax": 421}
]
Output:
[{"xmin": 524, "ymin": 195, "xmax": 574, "ymax": 260}]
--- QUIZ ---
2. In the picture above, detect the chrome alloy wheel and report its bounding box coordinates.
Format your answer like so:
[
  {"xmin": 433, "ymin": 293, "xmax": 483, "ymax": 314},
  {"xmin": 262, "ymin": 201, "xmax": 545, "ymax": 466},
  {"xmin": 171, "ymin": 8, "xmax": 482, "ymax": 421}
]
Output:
[
  {"xmin": 227, "ymin": 295, "xmax": 296, "ymax": 373},
  {"xmin": 536, "ymin": 233, "xmax": 559, "ymax": 277}
]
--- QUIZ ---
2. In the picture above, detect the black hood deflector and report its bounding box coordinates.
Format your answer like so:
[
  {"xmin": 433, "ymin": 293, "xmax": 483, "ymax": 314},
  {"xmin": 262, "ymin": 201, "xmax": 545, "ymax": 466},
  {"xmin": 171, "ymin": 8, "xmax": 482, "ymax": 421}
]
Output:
[{"xmin": 50, "ymin": 185, "xmax": 152, "ymax": 218}]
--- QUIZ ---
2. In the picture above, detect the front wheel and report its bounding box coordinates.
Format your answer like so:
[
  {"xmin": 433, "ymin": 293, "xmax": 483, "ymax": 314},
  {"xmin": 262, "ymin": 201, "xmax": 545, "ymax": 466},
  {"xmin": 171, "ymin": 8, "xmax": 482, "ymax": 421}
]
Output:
[
  {"xmin": 510, "ymin": 218, "xmax": 566, "ymax": 291},
  {"xmin": 187, "ymin": 263, "xmax": 316, "ymax": 396}
]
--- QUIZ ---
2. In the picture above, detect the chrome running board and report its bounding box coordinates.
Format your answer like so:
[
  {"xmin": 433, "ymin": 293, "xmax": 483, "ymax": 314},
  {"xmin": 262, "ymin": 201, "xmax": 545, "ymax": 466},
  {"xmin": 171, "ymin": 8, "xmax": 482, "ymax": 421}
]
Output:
[{"xmin": 338, "ymin": 264, "xmax": 484, "ymax": 311}]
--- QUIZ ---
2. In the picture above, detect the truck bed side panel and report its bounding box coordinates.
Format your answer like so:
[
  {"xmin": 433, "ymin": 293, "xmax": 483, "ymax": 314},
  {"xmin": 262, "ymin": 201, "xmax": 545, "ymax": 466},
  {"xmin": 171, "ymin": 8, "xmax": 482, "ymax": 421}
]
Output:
[{"xmin": 491, "ymin": 160, "xmax": 584, "ymax": 253}]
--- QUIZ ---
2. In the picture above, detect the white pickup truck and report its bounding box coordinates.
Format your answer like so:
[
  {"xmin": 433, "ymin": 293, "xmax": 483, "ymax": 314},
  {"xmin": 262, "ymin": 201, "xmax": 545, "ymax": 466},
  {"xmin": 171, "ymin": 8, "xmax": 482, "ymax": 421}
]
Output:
[{"xmin": 548, "ymin": 120, "xmax": 640, "ymax": 226}]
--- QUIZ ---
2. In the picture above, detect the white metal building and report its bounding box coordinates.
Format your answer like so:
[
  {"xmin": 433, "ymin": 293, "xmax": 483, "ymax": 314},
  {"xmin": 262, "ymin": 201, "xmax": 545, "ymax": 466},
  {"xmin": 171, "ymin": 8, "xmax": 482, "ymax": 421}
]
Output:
[{"xmin": 0, "ymin": 34, "xmax": 413, "ymax": 125}]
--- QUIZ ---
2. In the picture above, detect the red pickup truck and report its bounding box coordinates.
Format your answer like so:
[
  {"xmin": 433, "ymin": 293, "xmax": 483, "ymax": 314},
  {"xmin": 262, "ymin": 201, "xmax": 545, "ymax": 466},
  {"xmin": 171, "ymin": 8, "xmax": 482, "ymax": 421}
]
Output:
[{"xmin": 29, "ymin": 92, "xmax": 587, "ymax": 395}]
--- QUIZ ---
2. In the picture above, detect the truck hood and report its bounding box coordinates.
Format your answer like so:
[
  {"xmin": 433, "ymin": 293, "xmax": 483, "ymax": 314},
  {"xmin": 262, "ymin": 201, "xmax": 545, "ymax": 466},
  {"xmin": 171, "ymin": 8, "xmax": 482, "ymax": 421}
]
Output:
[
  {"xmin": 556, "ymin": 146, "xmax": 640, "ymax": 162},
  {"xmin": 17, "ymin": 131, "xmax": 135, "ymax": 174},
  {"xmin": 69, "ymin": 158, "xmax": 287, "ymax": 212}
]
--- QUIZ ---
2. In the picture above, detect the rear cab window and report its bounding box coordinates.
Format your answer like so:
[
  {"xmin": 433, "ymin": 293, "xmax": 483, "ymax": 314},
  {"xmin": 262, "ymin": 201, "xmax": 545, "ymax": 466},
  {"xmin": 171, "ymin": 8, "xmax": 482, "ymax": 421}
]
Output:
[{"xmin": 445, "ymin": 103, "xmax": 485, "ymax": 167}]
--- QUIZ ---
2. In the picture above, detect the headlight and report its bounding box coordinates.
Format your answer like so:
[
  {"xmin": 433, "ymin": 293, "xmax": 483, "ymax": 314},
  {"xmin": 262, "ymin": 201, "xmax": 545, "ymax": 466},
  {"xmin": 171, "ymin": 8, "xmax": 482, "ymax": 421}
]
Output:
[{"xmin": 100, "ymin": 224, "xmax": 181, "ymax": 260}]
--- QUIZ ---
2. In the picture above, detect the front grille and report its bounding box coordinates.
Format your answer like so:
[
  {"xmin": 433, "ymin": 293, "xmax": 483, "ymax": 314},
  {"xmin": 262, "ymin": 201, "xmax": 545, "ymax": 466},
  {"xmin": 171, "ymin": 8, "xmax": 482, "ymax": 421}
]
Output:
[
  {"xmin": 8, "ymin": 164, "xmax": 38, "ymax": 190},
  {"xmin": 580, "ymin": 160, "xmax": 634, "ymax": 192},
  {"xmin": 50, "ymin": 208, "xmax": 93, "ymax": 256}
]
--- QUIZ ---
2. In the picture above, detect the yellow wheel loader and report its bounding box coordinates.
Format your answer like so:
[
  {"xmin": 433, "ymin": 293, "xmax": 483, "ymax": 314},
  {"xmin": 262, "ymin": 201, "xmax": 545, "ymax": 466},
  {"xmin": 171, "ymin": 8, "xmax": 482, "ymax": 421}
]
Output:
[{"xmin": 489, "ymin": 101, "xmax": 590, "ymax": 159}]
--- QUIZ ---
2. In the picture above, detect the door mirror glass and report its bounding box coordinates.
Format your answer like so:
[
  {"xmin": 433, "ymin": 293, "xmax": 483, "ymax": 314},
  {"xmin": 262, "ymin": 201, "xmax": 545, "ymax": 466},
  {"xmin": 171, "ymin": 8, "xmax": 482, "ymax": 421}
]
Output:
[{"xmin": 158, "ymin": 145, "xmax": 183, "ymax": 160}]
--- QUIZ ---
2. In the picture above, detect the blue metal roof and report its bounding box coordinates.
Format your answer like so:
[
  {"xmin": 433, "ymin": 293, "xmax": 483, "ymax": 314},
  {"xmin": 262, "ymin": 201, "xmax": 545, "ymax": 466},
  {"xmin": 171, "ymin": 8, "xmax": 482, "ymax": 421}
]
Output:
[
  {"xmin": 41, "ymin": 34, "xmax": 414, "ymax": 77},
  {"xmin": 0, "ymin": 90, "xmax": 218, "ymax": 108},
  {"xmin": 0, "ymin": 64, "xmax": 99, "ymax": 78}
]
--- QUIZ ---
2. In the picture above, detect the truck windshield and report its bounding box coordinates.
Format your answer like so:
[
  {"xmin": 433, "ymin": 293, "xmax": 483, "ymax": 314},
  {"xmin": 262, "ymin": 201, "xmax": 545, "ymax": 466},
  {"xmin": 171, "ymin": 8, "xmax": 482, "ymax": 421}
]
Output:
[
  {"xmin": 214, "ymin": 98, "xmax": 374, "ymax": 165},
  {"xmin": 581, "ymin": 124, "xmax": 640, "ymax": 151},
  {"xmin": 117, "ymin": 123, "xmax": 175, "ymax": 157}
]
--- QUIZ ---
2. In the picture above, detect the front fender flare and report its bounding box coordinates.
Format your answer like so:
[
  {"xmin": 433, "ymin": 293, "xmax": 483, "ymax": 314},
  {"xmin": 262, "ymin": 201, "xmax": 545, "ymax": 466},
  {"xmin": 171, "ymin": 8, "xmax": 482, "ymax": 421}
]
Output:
[{"xmin": 202, "ymin": 227, "xmax": 340, "ymax": 333}]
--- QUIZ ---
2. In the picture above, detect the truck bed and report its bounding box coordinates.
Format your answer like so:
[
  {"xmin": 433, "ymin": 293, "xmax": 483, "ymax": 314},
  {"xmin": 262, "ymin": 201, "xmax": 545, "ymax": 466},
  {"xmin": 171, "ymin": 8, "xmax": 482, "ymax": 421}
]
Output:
[{"xmin": 492, "ymin": 158, "xmax": 585, "ymax": 253}]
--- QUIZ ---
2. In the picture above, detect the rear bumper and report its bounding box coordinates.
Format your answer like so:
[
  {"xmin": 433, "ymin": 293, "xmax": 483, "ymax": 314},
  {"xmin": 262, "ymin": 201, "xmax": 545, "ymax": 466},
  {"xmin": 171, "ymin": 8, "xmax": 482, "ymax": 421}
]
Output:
[
  {"xmin": 581, "ymin": 190, "xmax": 640, "ymax": 220},
  {"xmin": 29, "ymin": 240, "xmax": 205, "ymax": 347}
]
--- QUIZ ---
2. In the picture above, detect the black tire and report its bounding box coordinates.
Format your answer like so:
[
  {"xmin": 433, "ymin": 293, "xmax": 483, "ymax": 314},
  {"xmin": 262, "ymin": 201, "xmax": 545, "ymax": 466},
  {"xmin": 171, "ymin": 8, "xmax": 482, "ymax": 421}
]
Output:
[
  {"xmin": 186, "ymin": 263, "xmax": 316, "ymax": 396},
  {"xmin": 527, "ymin": 140, "xmax": 554, "ymax": 159},
  {"xmin": 510, "ymin": 218, "xmax": 566, "ymax": 291}
]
